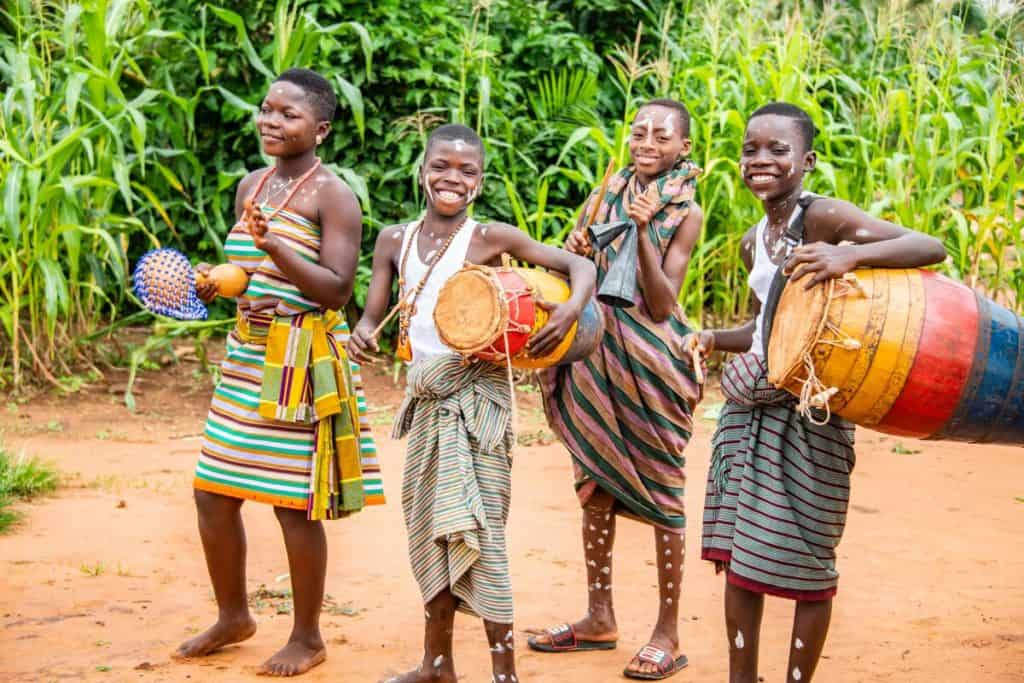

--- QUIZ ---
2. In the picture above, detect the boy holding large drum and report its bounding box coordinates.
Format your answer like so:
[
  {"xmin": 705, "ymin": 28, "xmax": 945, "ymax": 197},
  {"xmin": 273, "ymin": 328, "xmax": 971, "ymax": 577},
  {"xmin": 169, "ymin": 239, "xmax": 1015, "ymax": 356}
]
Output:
[{"xmin": 686, "ymin": 102, "xmax": 945, "ymax": 683}]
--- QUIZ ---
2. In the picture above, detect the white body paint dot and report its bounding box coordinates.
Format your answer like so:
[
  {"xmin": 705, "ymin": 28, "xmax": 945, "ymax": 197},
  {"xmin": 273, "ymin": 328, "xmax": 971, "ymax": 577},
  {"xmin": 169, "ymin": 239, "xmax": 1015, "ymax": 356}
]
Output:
[
  {"xmin": 601, "ymin": 566, "xmax": 610, "ymax": 575},
  {"xmin": 734, "ymin": 630, "xmax": 745, "ymax": 650},
  {"xmin": 433, "ymin": 655, "xmax": 444, "ymax": 668},
  {"xmin": 662, "ymin": 534, "xmax": 669, "ymax": 542},
  {"xmin": 665, "ymin": 563, "xmax": 672, "ymax": 569},
  {"xmin": 793, "ymin": 666, "xmax": 802, "ymax": 680},
  {"xmin": 795, "ymin": 637, "xmax": 804, "ymax": 650}
]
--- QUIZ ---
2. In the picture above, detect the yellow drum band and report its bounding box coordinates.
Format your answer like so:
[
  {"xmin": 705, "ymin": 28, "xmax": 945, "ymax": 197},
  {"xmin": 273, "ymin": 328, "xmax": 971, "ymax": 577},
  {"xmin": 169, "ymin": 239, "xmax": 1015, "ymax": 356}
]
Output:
[
  {"xmin": 511, "ymin": 268, "xmax": 579, "ymax": 370},
  {"xmin": 768, "ymin": 268, "xmax": 927, "ymax": 426}
]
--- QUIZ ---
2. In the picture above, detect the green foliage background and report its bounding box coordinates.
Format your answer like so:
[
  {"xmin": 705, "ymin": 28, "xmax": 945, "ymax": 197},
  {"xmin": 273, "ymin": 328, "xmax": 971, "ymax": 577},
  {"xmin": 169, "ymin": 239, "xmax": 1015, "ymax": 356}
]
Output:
[{"xmin": 1, "ymin": 0, "xmax": 1022, "ymax": 390}]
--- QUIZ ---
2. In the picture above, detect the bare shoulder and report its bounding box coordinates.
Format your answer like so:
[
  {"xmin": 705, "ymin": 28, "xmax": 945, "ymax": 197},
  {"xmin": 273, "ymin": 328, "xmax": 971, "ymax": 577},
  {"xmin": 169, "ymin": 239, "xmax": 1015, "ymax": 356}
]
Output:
[
  {"xmin": 803, "ymin": 196, "xmax": 862, "ymax": 240},
  {"xmin": 236, "ymin": 167, "xmax": 269, "ymax": 200},
  {"xmin": 374, "ymin": 223, "xmax": 409, "ymax": 261},
  {"xmin": 312, "ymin": 167, "xmax": 359, "ymax": 208}
]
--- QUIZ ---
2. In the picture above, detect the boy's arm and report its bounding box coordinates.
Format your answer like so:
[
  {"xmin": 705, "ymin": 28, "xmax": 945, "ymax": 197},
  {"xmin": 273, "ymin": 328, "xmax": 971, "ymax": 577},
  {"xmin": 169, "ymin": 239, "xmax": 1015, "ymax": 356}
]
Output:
[
  {"xmin": 256, "ymin": 178, "xmax": 362, "ymax": 310},
  {"xmin": 635, "ymin": 203, "xmax": 703, "ymax": 322},
  {"xmin": 347, "ymin": 225, "xmax": 403, "ymax": 363},
  {"xmin": 686, "ymin": 227, "xmax": 757, "ymax": 357},
  {"xmin": 787, "ymin": 198, "xmax": 947, "ymax": 289},
  {"xmin": 482, "ymin": 223, "xmax": 597, "ymax": 357}
]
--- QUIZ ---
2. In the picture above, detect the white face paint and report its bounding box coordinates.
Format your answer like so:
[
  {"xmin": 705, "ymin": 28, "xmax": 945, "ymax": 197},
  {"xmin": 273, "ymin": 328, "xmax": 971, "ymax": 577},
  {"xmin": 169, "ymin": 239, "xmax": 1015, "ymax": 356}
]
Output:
[
  {"xmin": 452, "ymin": 138, "xmax": 467, "ymax": 152},
  {"xmin": 734, "ymin": 630, "xmax": 745, "ymax": 650},
  {"xmin": 662, "ymin": 112, "xmax": 676, "ymax": 138}
]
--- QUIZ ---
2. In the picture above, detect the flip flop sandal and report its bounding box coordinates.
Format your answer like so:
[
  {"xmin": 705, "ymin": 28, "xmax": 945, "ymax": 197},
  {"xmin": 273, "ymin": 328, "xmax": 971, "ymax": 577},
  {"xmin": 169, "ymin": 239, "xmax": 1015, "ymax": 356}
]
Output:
[
  {"xmin": 527, "ymin": 623, "xmax": 618, "ymax": 653},
  {"xmin": 623, "ymin": 644, "xmax": 689, "ymax": 680}
]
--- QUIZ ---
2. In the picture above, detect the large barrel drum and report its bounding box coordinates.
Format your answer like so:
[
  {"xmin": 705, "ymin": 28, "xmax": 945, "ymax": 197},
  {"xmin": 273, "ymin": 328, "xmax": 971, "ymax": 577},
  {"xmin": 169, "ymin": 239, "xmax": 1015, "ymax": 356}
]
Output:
[
  {"xmin": 434, "ymin": 264, "xmax": 603, "ymax": 370},
  {"xmin": 766, "ymin": 268, "xmax": 1024, "ymax": 444}
]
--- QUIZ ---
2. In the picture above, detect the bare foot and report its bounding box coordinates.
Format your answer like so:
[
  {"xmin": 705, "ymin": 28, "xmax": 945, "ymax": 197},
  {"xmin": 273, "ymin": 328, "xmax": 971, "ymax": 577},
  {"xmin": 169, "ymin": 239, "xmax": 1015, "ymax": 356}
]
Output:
[
  {"xmin": 527, "ymin": 613, "xmax": 618, "ymax": 648},
  {"xmin": 379, "ymin": 662, "xmax": 456, "ymax": 683},
  {"xmin": 625, "ymin": 635, "xmax": 685, "ymax": 678},
  {"xmin": 258, "ymin": 639, "xmax": 327, "ymax": 677},
  {"xmin": 174, "ymin": 615, "xmax": 257, "ymax": 658}
]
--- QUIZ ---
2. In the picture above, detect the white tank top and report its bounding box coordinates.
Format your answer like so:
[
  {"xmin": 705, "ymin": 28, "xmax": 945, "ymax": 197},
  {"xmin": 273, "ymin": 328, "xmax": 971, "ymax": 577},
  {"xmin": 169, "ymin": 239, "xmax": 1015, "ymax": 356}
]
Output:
[
  {"xmin": 399, "ymin": 217, "xmax": 477, "ymax": 362},
  {"xmin": 748, "ymin": 199, "xmax": 808, "ymax": 357}
]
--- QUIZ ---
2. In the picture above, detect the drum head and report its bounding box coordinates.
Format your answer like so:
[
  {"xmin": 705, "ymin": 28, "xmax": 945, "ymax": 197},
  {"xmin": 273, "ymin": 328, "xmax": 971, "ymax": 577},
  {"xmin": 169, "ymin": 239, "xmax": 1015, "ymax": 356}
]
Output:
[
  {"xmin": 434, "ymin": 267, "xmax": 506, "ymax": 353},
  {"xmin": 766, "ymin": 276, "xmax": 829, "ymax": 388}
]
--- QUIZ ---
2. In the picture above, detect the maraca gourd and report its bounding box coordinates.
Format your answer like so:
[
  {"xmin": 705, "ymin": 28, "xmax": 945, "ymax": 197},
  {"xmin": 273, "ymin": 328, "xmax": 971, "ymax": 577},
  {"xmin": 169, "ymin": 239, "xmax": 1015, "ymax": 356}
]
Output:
[{"xmin": 196, "ymin": 264, "xmax": 249, "ymax": 298}]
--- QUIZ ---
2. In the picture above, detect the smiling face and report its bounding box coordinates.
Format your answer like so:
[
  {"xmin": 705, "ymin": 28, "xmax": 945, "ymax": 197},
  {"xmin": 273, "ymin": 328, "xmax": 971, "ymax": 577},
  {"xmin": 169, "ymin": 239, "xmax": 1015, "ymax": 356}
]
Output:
[
  {"xmin": 420, "ymin": 139, "xmax": 484, "ymax": 216},
  {"xmin": 255, "ymin": 81, "xmax": 329, "ymax": 158},
  {"xmin": 740, "ymin": 113, "xmax": 816, "ymax": 201},
  {"xmin": 628, "ymin": 104, "xmax": 691, "ymax": 183}
]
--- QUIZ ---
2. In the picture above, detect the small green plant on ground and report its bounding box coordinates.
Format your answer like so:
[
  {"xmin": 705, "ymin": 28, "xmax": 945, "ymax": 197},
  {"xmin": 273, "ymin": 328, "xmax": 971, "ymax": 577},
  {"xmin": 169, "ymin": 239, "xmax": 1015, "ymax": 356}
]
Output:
[{"xmin": 0, "ymin": 446, "xmax": 59, "ymax": 532}]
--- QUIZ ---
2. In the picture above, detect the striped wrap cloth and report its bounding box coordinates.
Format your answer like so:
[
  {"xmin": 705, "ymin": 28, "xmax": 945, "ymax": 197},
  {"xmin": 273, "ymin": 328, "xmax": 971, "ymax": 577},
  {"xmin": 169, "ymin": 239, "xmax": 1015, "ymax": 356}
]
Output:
[
  {"xmin": 392, "ymin": 354, "xmax": 515, "ymax": 623},
  {"xmin": 701, "ymin": 352, "xmax": 856, "ymax": 601}
]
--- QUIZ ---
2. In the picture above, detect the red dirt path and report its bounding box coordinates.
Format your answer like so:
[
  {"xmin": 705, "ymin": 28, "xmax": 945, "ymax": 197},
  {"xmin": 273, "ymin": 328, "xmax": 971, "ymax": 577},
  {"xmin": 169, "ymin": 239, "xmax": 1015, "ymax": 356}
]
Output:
[{"xmin": 1, "ymin": 354, "xmax": 1022, "ymax": 682}]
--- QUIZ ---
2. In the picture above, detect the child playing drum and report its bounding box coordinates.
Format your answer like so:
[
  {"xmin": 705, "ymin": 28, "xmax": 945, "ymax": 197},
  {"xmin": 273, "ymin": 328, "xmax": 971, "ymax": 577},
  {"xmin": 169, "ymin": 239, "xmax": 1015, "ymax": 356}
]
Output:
[
  {"xmin": 176, "ymin": 68, "xmax": 383, "ymax": 677},
  {"xmin": 529, "ymin": 98, "xmax": 704, "ymax": 680},
  {"xmin": 347, "ymin": 123, "xmax": 595, "ymax": 683},
  {"xmin": 686, "ymin": 102, "xmax": 945, "ymax": 683}
]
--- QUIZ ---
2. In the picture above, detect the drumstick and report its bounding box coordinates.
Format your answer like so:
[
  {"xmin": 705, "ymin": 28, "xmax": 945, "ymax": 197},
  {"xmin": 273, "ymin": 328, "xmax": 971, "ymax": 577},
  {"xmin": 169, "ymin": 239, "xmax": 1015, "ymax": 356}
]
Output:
[
  {"xmin": 584, "ymin": 159, "xmax": 617, "ymax": 229},
  {"xmin": 370, "ymin": 286, "xmax": 416, "ymax": 340}
]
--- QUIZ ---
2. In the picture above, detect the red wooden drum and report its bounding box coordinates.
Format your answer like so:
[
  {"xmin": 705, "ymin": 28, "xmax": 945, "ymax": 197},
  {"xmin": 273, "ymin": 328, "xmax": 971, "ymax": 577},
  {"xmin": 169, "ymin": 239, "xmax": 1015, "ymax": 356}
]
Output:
[{"xmin": 433, "ymin": 264, "xmax": 603, "ymax": 369}]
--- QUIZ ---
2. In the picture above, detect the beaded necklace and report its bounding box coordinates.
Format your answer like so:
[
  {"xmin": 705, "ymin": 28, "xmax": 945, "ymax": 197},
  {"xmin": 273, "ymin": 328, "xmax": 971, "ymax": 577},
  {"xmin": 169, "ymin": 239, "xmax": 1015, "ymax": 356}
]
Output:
[
  {"xmin": 393, "ymin": 215, "xmax": 471, "ymax": 362},
  {"xmin": 244, "ymin": 158, "xmax": 322, "ymax": 223}
]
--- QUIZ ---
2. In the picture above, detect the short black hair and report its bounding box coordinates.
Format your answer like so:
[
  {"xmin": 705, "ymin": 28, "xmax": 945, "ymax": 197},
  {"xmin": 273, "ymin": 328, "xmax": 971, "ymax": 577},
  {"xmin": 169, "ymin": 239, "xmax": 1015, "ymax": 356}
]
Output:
[
  {"xmin": 749, "ymin": 102, "xmax": 817, "ymax": 152},
  {"xmin": 425, "ymin": 123, "xmax": 485, "ymax": 162},
  {"xmin": 639, "ymin": 98, "xmax": 691, "ymax": 138},
  {"xmin": 274, "ymin": 68, "xmax": 337, "ymax": 122}
]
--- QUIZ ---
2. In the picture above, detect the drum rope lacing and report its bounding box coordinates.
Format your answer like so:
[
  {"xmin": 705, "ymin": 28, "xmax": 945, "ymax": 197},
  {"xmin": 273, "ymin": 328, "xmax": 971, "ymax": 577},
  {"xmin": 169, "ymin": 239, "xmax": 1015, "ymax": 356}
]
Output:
[{"xmin": 794, "ymin": 273, "xmax": 868, "ymax": 425}]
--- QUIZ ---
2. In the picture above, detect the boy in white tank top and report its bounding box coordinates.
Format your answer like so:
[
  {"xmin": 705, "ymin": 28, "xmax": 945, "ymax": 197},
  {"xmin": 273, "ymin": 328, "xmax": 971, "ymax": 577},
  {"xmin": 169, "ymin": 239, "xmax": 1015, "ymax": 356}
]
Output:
[
  {"xmin": 685, "ymin": 103, "xmax": 945, "ymax": 683},
  {"xmin": 348, "ymin": 124, "xmax": 595, "ymax": 683}
]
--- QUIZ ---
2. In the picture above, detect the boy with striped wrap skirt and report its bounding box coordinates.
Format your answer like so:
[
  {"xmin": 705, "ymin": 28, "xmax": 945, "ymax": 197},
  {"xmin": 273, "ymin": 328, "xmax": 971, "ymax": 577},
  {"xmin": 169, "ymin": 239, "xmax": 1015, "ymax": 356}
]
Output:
[
  {"xmin": 530, "ymin": 99, "xmax": 703, "ymax": 681},
  {"xmin": 348, "ymin": 124, "xmax": 595, "ymax": 683},
  {"xmin": 686, "ymin": 102, "xmax": 945, "ymax": 683}
]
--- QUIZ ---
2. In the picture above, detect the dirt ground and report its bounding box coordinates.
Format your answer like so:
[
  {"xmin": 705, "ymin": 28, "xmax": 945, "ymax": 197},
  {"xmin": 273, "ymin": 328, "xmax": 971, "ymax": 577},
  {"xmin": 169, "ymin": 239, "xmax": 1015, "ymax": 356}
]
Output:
[{"xmin": 1, "ymin": 350, "xmax": 1022, "ymax": 683}]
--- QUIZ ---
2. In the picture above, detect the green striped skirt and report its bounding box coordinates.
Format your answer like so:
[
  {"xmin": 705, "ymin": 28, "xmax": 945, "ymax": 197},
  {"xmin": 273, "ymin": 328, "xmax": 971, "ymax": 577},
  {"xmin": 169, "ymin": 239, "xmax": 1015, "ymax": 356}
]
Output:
[
  {"xmin": 701, "ymin": 353, "xmax": 855, "ymax": 601},
  {"xmin": 195, "ymin": 317, "xmax": 383, "ymax": 510}
]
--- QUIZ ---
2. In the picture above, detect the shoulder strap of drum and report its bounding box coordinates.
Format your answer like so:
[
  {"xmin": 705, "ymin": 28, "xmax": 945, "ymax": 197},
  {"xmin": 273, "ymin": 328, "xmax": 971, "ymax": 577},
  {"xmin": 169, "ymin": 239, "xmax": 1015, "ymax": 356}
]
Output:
[{"xmin": 760, "ymin": 193, "xmax": 820, "ymax": 359}]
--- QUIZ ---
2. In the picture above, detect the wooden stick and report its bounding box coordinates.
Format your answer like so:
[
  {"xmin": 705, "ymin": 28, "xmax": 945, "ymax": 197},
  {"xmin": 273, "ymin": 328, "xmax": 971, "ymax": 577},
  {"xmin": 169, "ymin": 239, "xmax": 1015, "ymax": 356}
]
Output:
[
  {"xmin": 370, "ymin": 286, "xmax": 416, "ymax": 340},
  {"xmin": 585, "ymin": 158, "xmax": 617, "ymax": 229},
  {"xmin": 691, "ymin": 346, "xmax": 705, "ymax": 385}
]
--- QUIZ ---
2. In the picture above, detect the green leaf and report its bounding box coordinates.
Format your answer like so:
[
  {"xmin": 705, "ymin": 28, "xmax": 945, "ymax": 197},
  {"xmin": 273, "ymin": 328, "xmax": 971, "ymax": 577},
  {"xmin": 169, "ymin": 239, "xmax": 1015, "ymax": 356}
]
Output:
[
  {"xmin": 208, "ymin": 5, "xmax": 274, "ymax": 80},
  {"xmin": 334, "ymin": 75, "xmax": 365, "ymax": 143}
]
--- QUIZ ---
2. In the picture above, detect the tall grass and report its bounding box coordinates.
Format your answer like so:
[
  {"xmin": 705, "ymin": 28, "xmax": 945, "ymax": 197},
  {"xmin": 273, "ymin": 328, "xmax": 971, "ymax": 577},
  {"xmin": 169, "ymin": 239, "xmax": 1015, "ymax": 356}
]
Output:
[
  {"xmin": 0, "ymin": 0, "xmax": 204, "ymax": 392},
  {"xmin": 1, "ymin": 0, "xmax": 1020, "ymax": 389}
]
